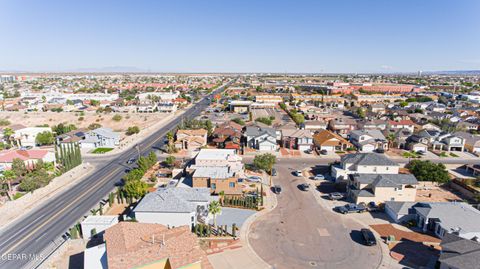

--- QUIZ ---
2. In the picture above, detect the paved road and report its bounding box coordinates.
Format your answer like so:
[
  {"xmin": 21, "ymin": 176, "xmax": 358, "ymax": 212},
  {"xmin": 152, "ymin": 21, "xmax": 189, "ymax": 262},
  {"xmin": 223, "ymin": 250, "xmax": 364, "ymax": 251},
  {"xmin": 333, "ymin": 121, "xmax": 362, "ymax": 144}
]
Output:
[
  {"xmin": 248, "ymin": 159, "xmax": 382, "ymax": 269},
  {"xmin": 0, "ymin": 81, "xmax": 233, "ymax": 269}
]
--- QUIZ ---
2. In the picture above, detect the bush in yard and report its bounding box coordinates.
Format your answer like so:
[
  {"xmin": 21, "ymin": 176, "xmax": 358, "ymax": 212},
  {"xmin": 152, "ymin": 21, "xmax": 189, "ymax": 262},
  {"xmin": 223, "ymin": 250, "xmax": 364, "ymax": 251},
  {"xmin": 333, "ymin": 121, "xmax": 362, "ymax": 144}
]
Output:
[
  {"xmin": 407, "ymin": 160, "xmax": 450, "ymax": 183},
  {"xmin": 126, "ymin": 126, "xmax": 140, "ymax": 135},
  {"xmin": 112, "ymin": 114, "xmax": 122, "ymax": 122},
  {"xmin": 255, "ymin": 117, "xmax": 273, "ymax": 126},
  {"xmin": 253, "ymin": 153, "xmax": 276, "ymax": 173},
  {"xmin": 35, "ymin": 131, "xmax": 54, "ymax": 146}
]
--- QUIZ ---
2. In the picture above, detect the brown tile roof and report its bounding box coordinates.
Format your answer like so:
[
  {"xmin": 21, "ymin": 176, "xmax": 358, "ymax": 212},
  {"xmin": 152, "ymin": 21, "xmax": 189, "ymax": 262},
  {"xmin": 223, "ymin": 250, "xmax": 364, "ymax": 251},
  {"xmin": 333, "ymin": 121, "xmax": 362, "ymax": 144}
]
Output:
[
  {"xmin": 313, "ymin": 130, "xmax": 352, "ymax": 147},
  {"xmin": 177, "ymin": 129, "xmax": 208, "ymax": 136},
  {"xmin": 104, "ymin": 222, "xmax": 213, "ymax": 269}
]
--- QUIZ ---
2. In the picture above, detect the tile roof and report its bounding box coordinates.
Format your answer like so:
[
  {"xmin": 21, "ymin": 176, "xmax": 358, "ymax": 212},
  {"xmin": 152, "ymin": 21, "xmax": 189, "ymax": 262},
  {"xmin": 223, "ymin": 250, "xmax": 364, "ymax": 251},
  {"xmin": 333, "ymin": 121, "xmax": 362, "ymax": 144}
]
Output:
[
  {"xmin": 104, "ymin": 222, "xmax": 213, "ymax": 269},
  {"xmin": 281, "ymin": 129, "xmax": 313, "ymax": 139},
  {"xmin": 0, "ymin": 149, "xmax": 49, "ymax": 162},
  {"xmin": 313, "ymin": 129, "xmax": 351, "ymax": 147}
]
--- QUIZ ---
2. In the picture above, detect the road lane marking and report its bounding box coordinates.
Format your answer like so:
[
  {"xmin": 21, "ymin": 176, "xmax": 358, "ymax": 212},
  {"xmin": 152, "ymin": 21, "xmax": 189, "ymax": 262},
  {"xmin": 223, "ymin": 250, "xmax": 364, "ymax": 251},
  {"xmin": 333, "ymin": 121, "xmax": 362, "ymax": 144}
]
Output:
[{"xmin": 2, "ymin": 166, "xmax": 122, "ymax": 255}]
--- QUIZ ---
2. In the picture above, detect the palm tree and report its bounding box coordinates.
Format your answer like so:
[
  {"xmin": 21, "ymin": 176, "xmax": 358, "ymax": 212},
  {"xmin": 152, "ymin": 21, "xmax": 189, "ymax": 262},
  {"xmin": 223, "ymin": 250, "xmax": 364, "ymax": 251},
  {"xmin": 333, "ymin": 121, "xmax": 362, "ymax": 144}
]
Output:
[
  {"xmin": 208, "ymin": 200, "xmax": 222, "ymax": 227},
  {"xmin": 386, "ymin": 133, "xmax": 396, "ymax": 149},
  {"xmin": 1, "ymin": 170, "xmax": 15, "ymax": 200},
  {"xmin": 3, "ymin": 128, "xmax": 14, "ymax": 146}
]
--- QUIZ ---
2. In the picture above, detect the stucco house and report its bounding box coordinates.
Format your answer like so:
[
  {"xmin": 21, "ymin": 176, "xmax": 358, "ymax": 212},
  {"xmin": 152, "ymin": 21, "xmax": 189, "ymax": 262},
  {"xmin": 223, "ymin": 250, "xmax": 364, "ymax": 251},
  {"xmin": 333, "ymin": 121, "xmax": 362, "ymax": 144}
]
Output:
[
  {"xmin": 244, "ymin": 125, "xmax": 279, "ymax": 151},
  {"xmin": 80, "ymin": 127, "xmax": 120, "ymax": 149},
  {"xmin": 133, "ymin": 187, "xmax": 211, "ymax": 229},
  {"xmin": 174, "ymin": 129, "xmax": 208, "ymax": 151},
  {"xmin": 385, "ymin": 201, "xmax": 480, "ymax": 240},
  {"xmin": 0, "ymin": 149, "xmax": 56, "ymax": 170},
  {"xmin": 313, "ymin": 129, "xmax": 352, "ymax": 153},
  {"xmin": 331, "ymin": 152, "xmax": 399, "ymax": 182},
  {"xmin": 454, "ymin": 131, "xmax": 480, "ymax": 153},
  {"xmin": 13, "ymin": 127, "xmax": 52, "ymax": 147},
  {"xmin": 349, "ymin": 129, "xmax": 388, "ymax": 152},
  {"xmin": 347, "ymin": 173, "xmax": 418, "ymax": 204},
  {"xmin": 281, "ymin": 129, "xmax": 313, "ymax": 152}
]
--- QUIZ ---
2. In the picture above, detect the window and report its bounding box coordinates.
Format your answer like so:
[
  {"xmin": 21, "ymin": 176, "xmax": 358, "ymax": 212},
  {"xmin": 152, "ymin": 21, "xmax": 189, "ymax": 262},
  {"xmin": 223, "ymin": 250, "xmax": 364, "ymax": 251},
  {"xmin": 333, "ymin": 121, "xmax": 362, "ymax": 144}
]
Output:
[
  {"xmin": 211, "ymin": 183, "xmax": 216, "ymax": 190},
  {"xmin": 229, "ymin": 182, "xmax": 235, "ymax": 188}
]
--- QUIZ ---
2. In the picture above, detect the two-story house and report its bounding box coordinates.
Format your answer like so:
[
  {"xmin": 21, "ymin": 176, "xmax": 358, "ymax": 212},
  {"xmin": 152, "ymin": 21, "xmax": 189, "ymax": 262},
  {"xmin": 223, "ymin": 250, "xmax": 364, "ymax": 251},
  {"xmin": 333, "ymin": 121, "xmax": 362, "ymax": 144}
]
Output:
[
  {"xmin": 244, "ymin": 125, "xmax": 279, "ymax": 151},
  {"xmin": 281, "ymin": 129, "xmax": 313, "ymax": 152},
  {"xmin": 174, "ymin": 129, "xmax": 208, "ymax": 151},
  {"xmin": 387, "ymin": 120, "xmax": 415, "ymax": 133},
  {"xmin": 331, "ymin": 152, "xmax": 399, "ymax": 182},
  {"xmin": 349, "ymin": 129, "xmax": 388, "ymax": 152},
  {"xmin": 13, "ymin": 126, "xmax": 52, "ymax": 147},
  {"xmin": 79, "ymin": 127, "xmax": 120, "ymax": 149},
  {"xmin": 328, "ymin": 118, "xmax": 357, "ymax": 137}
]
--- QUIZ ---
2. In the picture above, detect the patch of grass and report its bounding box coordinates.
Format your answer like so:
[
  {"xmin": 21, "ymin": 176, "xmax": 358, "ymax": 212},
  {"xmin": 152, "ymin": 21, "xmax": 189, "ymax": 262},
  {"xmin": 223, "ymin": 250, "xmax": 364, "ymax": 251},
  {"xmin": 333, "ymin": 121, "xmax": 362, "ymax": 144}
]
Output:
[
  {"xmin": 439, "ymin": 152, "xmax": 448, "ymax": 157},
  {"xmin": 92, "ymin": 147, "xmax": 113, "ymax": 154},
  {"xmin": 13, "ymin": 192, "xmax": 25, "ymax": 200},
  {"xmin": 449, "ymin": 152, "xmax": 459, "ymax": 157},
  {"xmin": 403, "ymin": 151, "xmax": 420, "ymax": 158}
]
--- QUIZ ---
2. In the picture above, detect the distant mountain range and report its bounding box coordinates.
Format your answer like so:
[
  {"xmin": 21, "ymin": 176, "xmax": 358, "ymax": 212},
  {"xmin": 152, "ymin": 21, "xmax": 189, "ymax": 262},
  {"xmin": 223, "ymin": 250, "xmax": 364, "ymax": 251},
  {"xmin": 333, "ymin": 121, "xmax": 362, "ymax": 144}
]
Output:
[{"xmin": 422, "ymin": 70, "xmax": 480, "ymax": 75}]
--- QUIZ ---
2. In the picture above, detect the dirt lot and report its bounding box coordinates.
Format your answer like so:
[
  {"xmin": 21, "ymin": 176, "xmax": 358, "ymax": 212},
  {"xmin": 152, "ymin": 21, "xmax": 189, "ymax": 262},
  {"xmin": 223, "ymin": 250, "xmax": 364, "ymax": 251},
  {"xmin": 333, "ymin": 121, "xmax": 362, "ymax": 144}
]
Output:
[
  {"xmin": 1, "ymin": 111, "xmax": 166, "ymax": 138},
  {"xmin": 415, "ymin": 181, "xmax": 463, "ymax": 202}
]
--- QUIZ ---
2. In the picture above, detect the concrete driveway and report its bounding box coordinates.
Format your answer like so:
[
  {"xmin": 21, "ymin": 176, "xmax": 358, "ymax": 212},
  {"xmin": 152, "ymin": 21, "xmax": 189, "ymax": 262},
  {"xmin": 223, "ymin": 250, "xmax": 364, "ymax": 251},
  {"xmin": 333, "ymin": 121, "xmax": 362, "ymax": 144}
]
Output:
[
  {"xmin": 209, "ymin": 207, "xmax": 256, "ymax": 228},
  {"xmin": 248, "ymin": 160, "xmax": 382, "ymax": 269}
]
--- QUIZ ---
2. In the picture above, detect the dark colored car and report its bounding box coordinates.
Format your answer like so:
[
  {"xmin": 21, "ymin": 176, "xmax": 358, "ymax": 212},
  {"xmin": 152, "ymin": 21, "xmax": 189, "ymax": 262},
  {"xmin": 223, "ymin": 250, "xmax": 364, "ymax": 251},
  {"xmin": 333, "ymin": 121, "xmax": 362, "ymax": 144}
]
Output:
[
  {"xmin": 320, "ymin": 149, "xmax": 328, "ymax": 155},
  {"xmin": 361, "ymin": 228, "xmax": 377, "ymax": 246},
  {"xmin": 272, "ymin": 185, "xmax": 282, "ymax": 194},
  {"xmin": 271, "ymin": 168, "xmax": 277, "ymax": 176},
  {"xmin": 299, "ymin": 183, "xmax": 310, "ymax": 191},
  {"xmin": 335, "ymin": 203, "xmax": 367, "ymax": 214},
  {"xmin": 376, "ymin": 148, "xmax": 385, "ymax": 154}
]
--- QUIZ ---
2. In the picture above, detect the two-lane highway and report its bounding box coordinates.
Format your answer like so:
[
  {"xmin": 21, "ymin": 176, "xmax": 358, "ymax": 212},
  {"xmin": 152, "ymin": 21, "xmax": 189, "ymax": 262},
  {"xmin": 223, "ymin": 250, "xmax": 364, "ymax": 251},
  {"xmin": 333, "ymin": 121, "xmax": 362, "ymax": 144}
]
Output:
[{"xmin": 0, "ymin": 81, "xmax": 233, "ymax": 269}]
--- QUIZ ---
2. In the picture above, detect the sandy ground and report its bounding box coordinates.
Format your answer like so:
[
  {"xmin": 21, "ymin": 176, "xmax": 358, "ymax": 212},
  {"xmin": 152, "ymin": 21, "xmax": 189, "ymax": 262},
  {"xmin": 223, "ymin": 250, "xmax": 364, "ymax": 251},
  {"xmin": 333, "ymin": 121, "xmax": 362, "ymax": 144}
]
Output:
[
  {"xmin": 415, "ymin": 181, "xmax": 463, "ymax": 202},
  {"xmin": 1, "ymin": 111, "xmax": 168, "ymax": 137}
]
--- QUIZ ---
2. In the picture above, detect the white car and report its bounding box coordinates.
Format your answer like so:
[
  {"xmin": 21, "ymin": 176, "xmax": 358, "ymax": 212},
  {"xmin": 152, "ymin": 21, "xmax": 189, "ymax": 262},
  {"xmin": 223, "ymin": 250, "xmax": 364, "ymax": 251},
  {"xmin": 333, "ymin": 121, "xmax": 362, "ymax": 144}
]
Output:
[
  {"xmin": 247, "ymin": 176, "xmax": 262, "ymax": 183},
  {"xmin": 313, "ymin": 174, "xmax": 325, "ymax": 180}
]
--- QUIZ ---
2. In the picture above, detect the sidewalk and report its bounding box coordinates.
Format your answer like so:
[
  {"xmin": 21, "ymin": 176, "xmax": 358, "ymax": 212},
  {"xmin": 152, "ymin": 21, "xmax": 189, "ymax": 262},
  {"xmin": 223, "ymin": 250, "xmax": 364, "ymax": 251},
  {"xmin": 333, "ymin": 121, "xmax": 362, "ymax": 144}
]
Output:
[{"xmin": 208, "ymin": 185, "xmax": 277, "ymax": 269}]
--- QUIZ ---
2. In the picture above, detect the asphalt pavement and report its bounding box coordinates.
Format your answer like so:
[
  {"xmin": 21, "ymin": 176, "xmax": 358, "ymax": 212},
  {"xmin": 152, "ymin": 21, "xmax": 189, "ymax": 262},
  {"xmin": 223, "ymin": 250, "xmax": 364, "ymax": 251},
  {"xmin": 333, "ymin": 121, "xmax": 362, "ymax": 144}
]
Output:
[
  {"xmin": 0, "ymin": 81, "xmax": 233, "ymax": 269},
  {"xmin": 248, "ymin": 159, "xmax": 382, "ymax": 269}
]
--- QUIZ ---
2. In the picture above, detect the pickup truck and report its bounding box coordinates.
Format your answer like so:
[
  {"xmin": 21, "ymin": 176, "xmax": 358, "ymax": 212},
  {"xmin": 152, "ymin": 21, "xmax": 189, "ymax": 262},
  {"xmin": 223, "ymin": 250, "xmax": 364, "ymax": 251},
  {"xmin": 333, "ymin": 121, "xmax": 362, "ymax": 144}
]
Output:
[{"xmin": 334, "ymin": 203, "xmax": 367, "ymax": 214}]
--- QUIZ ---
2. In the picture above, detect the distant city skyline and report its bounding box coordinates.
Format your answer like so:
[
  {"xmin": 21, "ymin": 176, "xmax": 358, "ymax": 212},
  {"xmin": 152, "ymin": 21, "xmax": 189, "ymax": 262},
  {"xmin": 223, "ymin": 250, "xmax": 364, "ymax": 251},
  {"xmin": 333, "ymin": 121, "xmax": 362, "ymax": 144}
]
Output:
[{"xmin": 1, "ymin": 0, "xmax": 479, "ymax": 73}]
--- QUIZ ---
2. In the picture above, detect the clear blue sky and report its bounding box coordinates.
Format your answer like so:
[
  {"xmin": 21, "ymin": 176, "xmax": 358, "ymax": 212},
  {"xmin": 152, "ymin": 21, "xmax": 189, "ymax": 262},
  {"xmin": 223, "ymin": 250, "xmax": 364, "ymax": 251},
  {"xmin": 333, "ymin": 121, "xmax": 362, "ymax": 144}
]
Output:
[{"xmin": 1, "ymin": 0, "xmax": 479, "ymax": 73}]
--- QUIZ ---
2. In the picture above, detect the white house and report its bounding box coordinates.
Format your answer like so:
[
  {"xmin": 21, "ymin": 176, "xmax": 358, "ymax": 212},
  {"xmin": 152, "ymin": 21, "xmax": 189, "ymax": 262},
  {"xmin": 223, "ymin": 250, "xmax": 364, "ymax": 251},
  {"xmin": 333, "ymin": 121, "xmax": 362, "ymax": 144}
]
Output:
[
  {"xmin": 385, "ymin": 201, "xmax": 480, "ymax": 240},
  {"xmin": 13, "ymin": 127, "xmax": 52, "ymax": 147},
  {"xmin": 331, "ymin": 153, "xmax": 399, "ymax": 182},
  {"xmin": 80, "ymin": 128, "xmax": 120, "ymax": 149},
  {"xmin": 133, "ymin": 187, "xmax": 211, "ymax": 229},
  {"xmin": 244, "ymin": 125, "xmax": 279, "ymax": 151},
  {"xmin": 193, "ymin": 149, "xmax": 243, "ymax": 174},
  {"xmin": 81, "ymin": 215, "xmax": 119, "ymax": 239},
  {"xmin": 0, "ymin": 149, "xmax": 56, "ymax": 170}
]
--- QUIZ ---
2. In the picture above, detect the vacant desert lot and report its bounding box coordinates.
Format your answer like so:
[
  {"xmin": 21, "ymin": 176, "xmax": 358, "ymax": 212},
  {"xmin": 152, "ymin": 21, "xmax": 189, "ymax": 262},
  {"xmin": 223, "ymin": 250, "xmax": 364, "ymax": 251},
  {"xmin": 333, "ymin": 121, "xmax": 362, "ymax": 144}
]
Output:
[{"xmin": 0, "ymin": 111, "xmax": 166, "ymax": 137}]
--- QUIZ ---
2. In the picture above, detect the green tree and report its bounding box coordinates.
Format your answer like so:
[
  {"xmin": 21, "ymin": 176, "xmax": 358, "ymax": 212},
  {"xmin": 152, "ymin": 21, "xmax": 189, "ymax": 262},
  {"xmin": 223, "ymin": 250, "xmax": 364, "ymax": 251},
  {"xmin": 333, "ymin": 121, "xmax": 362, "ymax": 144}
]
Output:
[
  {"xmin": 356, "ymin": 107, "xmax": 366, "ymax": 119},
  {"xmin": 407, "ymin": 160, "xmax": 450, "ymax": 183},
  {"xmin": 35, "ymin": 131, "xmax": 54, "ymax": 146},
  {"xmin": 253, "ymin": 153, "xmax": 276, "ymax": 173},
  {"xmin": 112, "ymin": 114, "xmax": 122, "ymax": 122},
  {"xmin": 3, "ymin": 128, "xmax": 14, "ymax": 145},
  {"xmin": 231, "ymin": 118, "xmax": 245, "ymax": 126},
  {"xmin": 126, "ymin": 126, "xmax": 140, "ymax": 135},
  {"xmin": 165, "ymin": 155, "xmax": 176, "ymax": 167},
  {"xmin": 11, "ymin": 158, "xmax": 27, "ymax": 178},
  {"xmin": 208, "ymin": 200, "xmax": 222, "ymax": 227},
  {"xmin": 123, "ymin": 179, "xmax": 148, "ymax": 199}
]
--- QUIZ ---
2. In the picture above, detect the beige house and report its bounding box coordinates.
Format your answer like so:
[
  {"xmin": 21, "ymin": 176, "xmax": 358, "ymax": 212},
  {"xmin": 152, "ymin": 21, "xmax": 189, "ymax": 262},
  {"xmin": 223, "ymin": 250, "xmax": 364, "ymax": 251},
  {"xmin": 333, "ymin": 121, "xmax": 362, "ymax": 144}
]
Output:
[
  {"xmin": 347, "ymin": 174, "xmax": 418, "ymax": 204},
  {"xmin": 174, "ymin": 129, "xmax": 208, "ymax": 151},
  {"xmin": 331, "ymin": 153, "xmax": 399, "ymax": 182}
]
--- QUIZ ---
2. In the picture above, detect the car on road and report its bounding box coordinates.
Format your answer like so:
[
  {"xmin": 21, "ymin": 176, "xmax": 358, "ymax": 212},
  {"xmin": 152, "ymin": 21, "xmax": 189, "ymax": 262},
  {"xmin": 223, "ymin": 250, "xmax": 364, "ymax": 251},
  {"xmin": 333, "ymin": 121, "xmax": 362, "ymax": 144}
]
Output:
[
  {"xmin": 361, "ymin": 228, "xmax": 377, "ymax": 246},
  {"xmin": 246, "ymin": 176, "xmax": 262, "ymax": 183},
  {"xmin": 328, "ymin": 192, "xmax": 344, "ymax": 200},
  {"xmin": 271, "ymin": 168, "xmax": 277, "ymax": 176},
  {"xmin": 313, "ymin": 174, "xmax": 325, "ymax": 180},
  {"xmin": 293, "ymin": 170, "xmax": 303, "ymax": 177},
  {"xmin": 334, "ymin": 203, "xmax": 367, "ymax": 214},
  {"xmin": 272, "ymin": 185, "xmax": 282, "ymax": 194},
  {"xmin": 299, "ymin": 183, "xmax": 310, "ymax": 191},
  {"xmin": 304, "ymin": 149, "xmax": 313, "ymax": 154},
  {"xmin": 320, "ymin": 149, "xmax": 328, "ymax": 155},
  {"xmin": 126, "ymin": 158, "xmax": 136, "ymax": 164}
]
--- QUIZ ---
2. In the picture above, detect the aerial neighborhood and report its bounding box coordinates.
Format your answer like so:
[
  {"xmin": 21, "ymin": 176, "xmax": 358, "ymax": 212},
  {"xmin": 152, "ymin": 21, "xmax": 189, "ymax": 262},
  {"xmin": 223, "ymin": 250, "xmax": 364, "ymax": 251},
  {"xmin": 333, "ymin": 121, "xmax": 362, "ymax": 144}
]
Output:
[{"xmin": 0, "ymin": 73, "xmax": 480, "ymax": 269}]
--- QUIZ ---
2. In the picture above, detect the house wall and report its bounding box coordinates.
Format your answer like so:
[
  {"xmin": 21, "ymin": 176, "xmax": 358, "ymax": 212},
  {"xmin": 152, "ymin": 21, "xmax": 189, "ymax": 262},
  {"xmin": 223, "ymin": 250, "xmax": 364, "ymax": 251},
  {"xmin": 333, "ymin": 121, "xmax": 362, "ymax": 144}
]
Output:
[
  {"xmin": 81, "ymin": 219, "xmax": 119, "ymax": 239},
  {"xmin": 134, "ymin": 211, "xmax": 196, "ymax": 228},
  {"xmin": 349, "ymin": 164, "xmax": 399, "ymax": 174},
  {"xmin": 211, "ymin": 178, "xmax": 240, "ymax": 195}
]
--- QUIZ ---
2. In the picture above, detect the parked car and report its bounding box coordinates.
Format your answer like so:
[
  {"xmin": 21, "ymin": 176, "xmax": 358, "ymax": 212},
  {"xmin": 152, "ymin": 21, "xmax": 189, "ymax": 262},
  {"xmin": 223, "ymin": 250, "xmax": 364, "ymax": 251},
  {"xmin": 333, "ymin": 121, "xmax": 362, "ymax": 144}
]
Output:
[
  {"xmin": 320, "ymin": 149, "xmax": 328, "ymax": 155},
  {"xmin": 417, "ymin": 150, "xmax": 426, "ymax": 155},
  {"xmin": 271, "ymin": 168, "xmax": 277, "ymax": 176},
  {"xmin": 361, "ymin": 228, "xmax": 377, "ymax": 246},
  {"xmin": 126, "ymin": 158, "xmax": 136, "ymax": 164},
  {"xmin": 334, "ymin": 203, "xmax": 367, "ymax": 214},
  {"xmin": 328, "ymin": 192, "xmax": 344, "ymax": 200},
  {"xmin": 366, "ymin": 201, "xmax": 380, "ymax": 212},
  {"xmin": 299, "ymin": 183, "xmax": 310, "ymax": 191},
  {"xmin": 293, "ymin": 170, "xmax": 303, "ymax": 177},
  {"xmin": 304, "ymin": 149, "xmax": 313, "ymax": 154},
  {"xmin": 313, "ymin": 174, "xmax": 325, "ymax": 180},
  {"xmin": 247, "ymin": 176, "xmax": 262, "ymax": 183},
  {"xmin": 272, "ymin": 185, "xmax": 282, "ymax": 194},
  {"xmin": 376, "ymin": 148, "xmax": 385, "ymax": 154}
]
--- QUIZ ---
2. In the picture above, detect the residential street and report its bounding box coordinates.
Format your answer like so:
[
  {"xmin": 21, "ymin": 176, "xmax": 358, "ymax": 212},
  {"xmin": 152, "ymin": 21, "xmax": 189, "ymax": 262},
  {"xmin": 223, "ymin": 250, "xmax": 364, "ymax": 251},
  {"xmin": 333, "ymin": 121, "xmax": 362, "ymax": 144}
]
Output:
[{"xmin": 248, "ymin": 159, "xmax": 382, "ymax": 269}]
